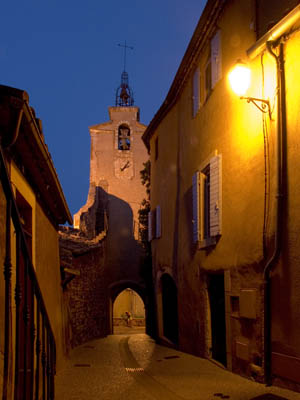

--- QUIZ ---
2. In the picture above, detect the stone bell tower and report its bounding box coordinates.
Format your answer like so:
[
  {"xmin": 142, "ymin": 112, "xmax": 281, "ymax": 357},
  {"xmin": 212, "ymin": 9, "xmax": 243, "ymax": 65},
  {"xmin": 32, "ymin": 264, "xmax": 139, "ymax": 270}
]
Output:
[{"xmin": 73, "ymin": 66, "xmax": 148, "ymax": 285}]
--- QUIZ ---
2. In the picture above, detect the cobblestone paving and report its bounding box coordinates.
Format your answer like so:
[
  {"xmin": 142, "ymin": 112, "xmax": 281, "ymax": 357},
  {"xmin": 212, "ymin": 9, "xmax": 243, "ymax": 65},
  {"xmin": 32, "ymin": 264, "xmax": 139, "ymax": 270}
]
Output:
[{"xmin": 55, "ymin": 333, "xmax": 300, "ymax": 400}]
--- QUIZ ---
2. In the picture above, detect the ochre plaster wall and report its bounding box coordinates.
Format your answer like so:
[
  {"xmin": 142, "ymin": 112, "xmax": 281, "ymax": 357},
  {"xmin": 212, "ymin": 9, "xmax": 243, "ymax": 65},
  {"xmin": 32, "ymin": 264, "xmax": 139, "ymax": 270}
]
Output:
[
  {"xmin": 267, "ymin": 30, "xmax": 300, "ymax": 391},
  {"xmin": 0, "ymin": 186, "xmax": 6, "ymax": 393},
  {"xmin": 113, "ymin": 289, "xmax": 145, "ymax": 318},
  {"xmin": 149, "ymin": 0, "xmax": 300, "ymax": 386},
  {"xmin": 35, "ymin": 203, "xmax": 66, "ymax": 370},
  {"xmin": 150, "ymin": 0, "xmax": 300, "ymax": 390}
]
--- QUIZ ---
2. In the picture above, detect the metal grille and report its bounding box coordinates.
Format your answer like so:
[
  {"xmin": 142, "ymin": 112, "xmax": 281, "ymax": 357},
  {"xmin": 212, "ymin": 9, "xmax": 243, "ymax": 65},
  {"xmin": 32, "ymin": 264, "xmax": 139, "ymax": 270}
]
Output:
[{"xmin": 1, "ymin": 144, "xmax": 56, "ymax": 399}]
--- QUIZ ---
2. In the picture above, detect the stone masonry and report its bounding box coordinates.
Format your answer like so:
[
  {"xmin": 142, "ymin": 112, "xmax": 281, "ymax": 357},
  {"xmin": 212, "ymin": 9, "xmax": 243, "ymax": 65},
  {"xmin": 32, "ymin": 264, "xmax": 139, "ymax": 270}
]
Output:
[{"xmin": 60, "ymin": 101, "xmax": 150, "ymax": 348}]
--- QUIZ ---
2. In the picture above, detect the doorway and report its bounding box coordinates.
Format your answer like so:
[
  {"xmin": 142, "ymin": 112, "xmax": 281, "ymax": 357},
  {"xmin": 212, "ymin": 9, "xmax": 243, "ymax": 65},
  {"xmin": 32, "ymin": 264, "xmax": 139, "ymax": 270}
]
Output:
[
  {"xmin": 113, "ymin": 288, "xmax": 145, "ymax": 334},
  {"xmin": 161, "ymin": 274, "xmax": 178, "ymax": 344},
  {"xmin": 208, "ymin": 273, "xmax": 227, "ymax": 366}
]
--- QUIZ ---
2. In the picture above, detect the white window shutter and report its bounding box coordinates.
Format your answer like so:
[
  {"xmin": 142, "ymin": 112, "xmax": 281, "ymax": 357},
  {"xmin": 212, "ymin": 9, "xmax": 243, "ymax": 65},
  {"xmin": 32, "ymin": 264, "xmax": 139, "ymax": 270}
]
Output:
[
  {"xmin": 199, "ymin": 172, "xmax": 206, "ymax": 241},
  {"xmin": 211, "ymin": 30, "xmax": 222, "ymax": 89},
  {"xmin": 192, "ymin": 171, "xmax": 205, "ymax": 243},
  {"xmin": 192, "ymin": 172, "xmax": 199, "ymax": 243},
  {"xmin": 193, "ymin": 68, "xmax": 200, "ymax": 117},
  {"xmin": 192, "ymin": 172, "xmax": 201, "ymax": 243},
  {"xmin": 148, "ymin": 211, "xmax": 153, "ymax": 241},
  {"xmin": 209, "ymin": 154, "xmax": 222, "ymax": 236},
  {"xmin": 156, "ymin": 205, "xmax": 161, "ymax": 238}
]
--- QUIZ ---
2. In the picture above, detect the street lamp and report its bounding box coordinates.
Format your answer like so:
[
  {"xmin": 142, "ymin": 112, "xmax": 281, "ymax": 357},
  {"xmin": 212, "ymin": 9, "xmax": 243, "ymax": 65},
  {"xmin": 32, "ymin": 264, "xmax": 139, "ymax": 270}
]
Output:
[{"xmin": 228, "ymin": 60, "xmax": 272, "ymax": 119}]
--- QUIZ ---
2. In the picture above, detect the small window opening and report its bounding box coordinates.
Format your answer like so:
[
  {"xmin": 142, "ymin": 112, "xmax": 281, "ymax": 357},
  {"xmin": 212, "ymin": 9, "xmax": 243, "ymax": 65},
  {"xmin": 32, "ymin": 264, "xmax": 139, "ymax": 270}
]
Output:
[
  {"xmin": 118, "ymin": 124, "xmax": 130, "ymax": 150},
  {"xmin": 231, "ymin": 296, "xmax": 240, "ymax": 315},
  {"xmin": 16, "ymin": 190, "xmax": 32, "ymax": 258},
  {"xmin": 205, "ymin": 59, "xmax": 212, "ymax": 100},
  {"xmin": 155, "ymin": 137, "xmax": 159, "ymax": 160}
]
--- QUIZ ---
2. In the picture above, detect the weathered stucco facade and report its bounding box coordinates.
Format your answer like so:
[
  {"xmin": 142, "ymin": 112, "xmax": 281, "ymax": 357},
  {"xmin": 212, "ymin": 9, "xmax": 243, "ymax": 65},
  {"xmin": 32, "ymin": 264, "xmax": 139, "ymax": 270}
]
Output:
[
  {"xmin": 143, "ymin": 0, "xmax": 300, "ymax": 392},
  {"xmin": 74, "ymin": 106, "xmax": 148, "ymax": 283}
]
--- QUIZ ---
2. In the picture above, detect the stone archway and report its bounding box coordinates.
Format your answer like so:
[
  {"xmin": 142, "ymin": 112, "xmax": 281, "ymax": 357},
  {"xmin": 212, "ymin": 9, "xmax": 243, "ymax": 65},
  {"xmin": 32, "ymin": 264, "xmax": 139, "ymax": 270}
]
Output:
[{"xmin": 108, "ymin": 280, "xmax": 147, "ymax": 334}]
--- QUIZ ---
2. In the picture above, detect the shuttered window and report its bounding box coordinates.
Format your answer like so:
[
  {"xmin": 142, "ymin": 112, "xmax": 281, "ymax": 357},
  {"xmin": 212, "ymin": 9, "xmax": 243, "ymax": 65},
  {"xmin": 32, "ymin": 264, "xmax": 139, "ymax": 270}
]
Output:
[
  {"xmin": 192, "ymin": 171, "xmax": 205, "ymax": 243},
  {"xmin": 192, "ymin": 154, "xmax": 222, "ymax": 247},
  {"xmin": 192, "ymin": 172, "xmax": 200, "ymax": 243},
  {"xmin": 209, "ymin": 155, "xmax": 222, "ymax": 236},
  {"xmin": 148, "ymin": 205, "xmax": 162, "ymax": 241},
  {"xmin": 211, "ymin": 30, "xmax": 222, "ymax": 89},
  {"xmin": 156, "ymin": 205, "xmax": 161, "ymax": 238},
  {"xmin": 192, "ymin": 68, "xmax": 200, "ymax": 117}
]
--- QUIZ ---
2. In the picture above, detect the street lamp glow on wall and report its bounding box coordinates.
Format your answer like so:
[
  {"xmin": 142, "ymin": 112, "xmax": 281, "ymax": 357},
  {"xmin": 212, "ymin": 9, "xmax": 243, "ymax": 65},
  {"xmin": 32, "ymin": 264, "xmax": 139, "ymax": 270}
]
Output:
[
  {"xmin": 228, "ymin": 61, "xmax": 251, "ymax": 96},
  {"xmin": 229, "ymin": 61, "xmax": 272, "ymax": 119}
]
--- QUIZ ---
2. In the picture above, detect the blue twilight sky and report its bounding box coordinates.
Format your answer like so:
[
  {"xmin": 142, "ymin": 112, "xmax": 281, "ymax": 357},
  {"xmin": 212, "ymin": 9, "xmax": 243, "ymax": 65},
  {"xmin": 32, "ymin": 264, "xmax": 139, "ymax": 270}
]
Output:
[{"xmin": 1, "ymin": 1, "xmax": 206, "ymax": 221}]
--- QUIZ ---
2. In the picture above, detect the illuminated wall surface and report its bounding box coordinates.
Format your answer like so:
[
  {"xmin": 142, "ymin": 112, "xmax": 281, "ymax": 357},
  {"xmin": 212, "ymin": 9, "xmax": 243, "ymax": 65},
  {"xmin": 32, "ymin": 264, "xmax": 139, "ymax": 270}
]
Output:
[
  {"xmin": 145, "ymin": 0, "xmax": 300, "ymax": 391},
  {"xmin": 113, "ymin": 289, "xmax": 145, "ymax": 319}
]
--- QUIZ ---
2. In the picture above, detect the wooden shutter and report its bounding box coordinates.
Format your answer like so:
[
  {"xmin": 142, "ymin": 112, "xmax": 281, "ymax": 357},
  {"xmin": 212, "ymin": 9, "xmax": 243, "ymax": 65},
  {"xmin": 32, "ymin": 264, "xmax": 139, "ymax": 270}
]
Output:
[
  {"xmin": 192, "ymin": 172, "xmax": 200, "ymax": 243},
  {"xmin": 156, "ymin": 205, "xmax": 161, "ymax": 238},
  {"xmin": 193, "ymin": 68, "xmax": 200, "ymax": 117},
  {"xmin": 209, "ymin": 154, "xmax": 222, "ymax": 236},
  {"xmin": 192, "ymin": 172, "xmax": 205, "ymax": 242},
  {"xmin": 148, "ymin": 211, "xmax": 153, "ymax": 241},
  {"xmin": 211, "ymin": 30, "xmax": 222, "ymax": 89},
  {"xmin": 199, "ymin": 173, "xmax": 205, "ymax": 241}
]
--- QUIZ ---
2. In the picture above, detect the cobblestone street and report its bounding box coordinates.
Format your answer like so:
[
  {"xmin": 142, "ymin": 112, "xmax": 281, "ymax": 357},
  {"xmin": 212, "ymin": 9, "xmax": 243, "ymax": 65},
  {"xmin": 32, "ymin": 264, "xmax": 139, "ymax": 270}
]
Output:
[{"xmin": 55, "ymin": 332, "xmax": 300, "ymax": 400}]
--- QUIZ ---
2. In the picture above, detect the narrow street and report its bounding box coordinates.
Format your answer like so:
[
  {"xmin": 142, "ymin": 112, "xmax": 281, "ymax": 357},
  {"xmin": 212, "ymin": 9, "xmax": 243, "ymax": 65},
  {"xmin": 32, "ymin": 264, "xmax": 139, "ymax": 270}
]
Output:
[{"xmin": 55, "ymin": 330, "xmax": 300, "ymax": 400}]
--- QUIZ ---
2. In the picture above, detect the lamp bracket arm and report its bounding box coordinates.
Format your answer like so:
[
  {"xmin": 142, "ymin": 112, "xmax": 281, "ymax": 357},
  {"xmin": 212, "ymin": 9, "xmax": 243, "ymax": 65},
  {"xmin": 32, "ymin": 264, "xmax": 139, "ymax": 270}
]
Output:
[{"xmin": 240, "ymin": 96, "xmax": 272, "ymax": 119}]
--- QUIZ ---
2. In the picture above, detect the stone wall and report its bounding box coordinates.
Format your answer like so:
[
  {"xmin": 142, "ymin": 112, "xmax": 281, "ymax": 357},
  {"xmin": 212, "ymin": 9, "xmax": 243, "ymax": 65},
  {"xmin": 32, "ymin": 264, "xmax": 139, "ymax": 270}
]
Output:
[
  {"xmin": 59, "ymin": 227, "xmax": 107, "ymax": 349},
  {"xmin": 113, "ymin": 318, "xmax": 145, "ymax": 327}
]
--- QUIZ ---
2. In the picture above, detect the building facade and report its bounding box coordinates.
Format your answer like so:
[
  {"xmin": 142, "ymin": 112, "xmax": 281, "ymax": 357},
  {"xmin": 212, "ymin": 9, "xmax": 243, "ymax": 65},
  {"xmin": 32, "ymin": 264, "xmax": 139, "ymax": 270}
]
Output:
[
  {"xmin": 0, "ymin": 85, "xmax": 72, "ymax": 399},
  {"xmin": 143, "ymin": 0, "xmax": 300, "ymax": 392},
  {"xmin": 62, "ymin": 69, "xmax": 151, "ymax": 343}
]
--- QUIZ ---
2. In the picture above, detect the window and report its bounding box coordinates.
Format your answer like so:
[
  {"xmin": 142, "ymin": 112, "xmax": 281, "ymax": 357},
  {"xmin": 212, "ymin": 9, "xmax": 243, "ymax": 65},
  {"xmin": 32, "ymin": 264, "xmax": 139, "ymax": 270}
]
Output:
[
  {"xmin": 211, "ymin": 30, "xmax": 222, "ymax": 89},
  {"xmin": 205, "ymin": 59, "xmax": 212, "ymax": 100},
  {"xmin": 16, "ymin": 190, "xmax": 32, "ymax": 258},
  {"xmin": 192, "ymin": 154, "xmax": 222, "ymax": 248},
  {"xmin": 118, "ymin": 124, "xmax": 130, "ymax": 150},
  {"xmin": 148, "ymin": 205, "xmax": 161, "ymax": 241},
  {"xmin": 192, "ymin": 67, "xmax": 200, "ymax": 117},
  {"xmin": 155, "ymin": 137, "xmax": 159, "ymax": 160}
]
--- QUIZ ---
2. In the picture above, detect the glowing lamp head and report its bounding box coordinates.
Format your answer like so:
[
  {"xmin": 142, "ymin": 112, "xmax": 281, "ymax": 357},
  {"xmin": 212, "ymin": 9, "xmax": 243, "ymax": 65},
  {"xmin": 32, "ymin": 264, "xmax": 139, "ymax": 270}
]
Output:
[{"xmin": 228, "ymin": 62, "xmax": 251, "ymax": 96}]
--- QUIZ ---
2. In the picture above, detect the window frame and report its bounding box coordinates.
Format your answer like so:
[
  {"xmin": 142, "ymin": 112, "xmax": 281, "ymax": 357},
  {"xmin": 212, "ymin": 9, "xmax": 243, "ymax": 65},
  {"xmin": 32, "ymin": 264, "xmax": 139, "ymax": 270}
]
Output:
[
  {"xmin": 211, "ymin": 29, "xmax": 222, "ymax": 89},
  {"xmin": 148, "ymin": 205, "xmax": 161, "ymax": 241},
  {"xmin": 192, "ymin": 67, "xmax": 201, "ymax": 117},
  {"xmin": 118, "ymin": 124, "xmax": 131, "ymax": 151},
  {"xmin": 205, "ymin": 57, "xmax": 212, "ymax": 101},
  {"xmin": 192, "ymin": 153, "xmax": 222, "ymax": 249},
  {"xmin": 155, "ymin": 137, "xmax": 159, "ymax": 161}
]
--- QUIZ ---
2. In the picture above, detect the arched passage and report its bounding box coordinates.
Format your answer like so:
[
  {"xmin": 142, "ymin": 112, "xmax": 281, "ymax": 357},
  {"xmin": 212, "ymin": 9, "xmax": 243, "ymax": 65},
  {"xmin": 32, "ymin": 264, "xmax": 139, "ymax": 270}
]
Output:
[
  {"xmin": 161, "ymin": 274, "xmax": 179, "ymax": 344},
  {"xmin": 113, "ymin": 289, "xmax": 145, "ymax": 331},
  {"xmin": 108, "ymin": 280, "xmax": 147, "ymax": 334}
]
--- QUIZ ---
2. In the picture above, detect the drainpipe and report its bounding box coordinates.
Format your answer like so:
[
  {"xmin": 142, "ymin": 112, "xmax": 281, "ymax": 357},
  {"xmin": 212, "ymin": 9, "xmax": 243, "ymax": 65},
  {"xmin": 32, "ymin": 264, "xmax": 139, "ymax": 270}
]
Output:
[{"xmin": 263, "ymin": 40, "xmax": 286, "ymax": 385}]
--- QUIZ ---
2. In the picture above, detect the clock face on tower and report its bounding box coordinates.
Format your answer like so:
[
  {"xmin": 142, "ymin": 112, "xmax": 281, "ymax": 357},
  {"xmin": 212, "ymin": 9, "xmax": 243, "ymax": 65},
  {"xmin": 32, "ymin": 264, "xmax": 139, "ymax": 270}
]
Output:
[{"xmin": 114, "ymin": 157, "xmax": 134, "ymax": 179}]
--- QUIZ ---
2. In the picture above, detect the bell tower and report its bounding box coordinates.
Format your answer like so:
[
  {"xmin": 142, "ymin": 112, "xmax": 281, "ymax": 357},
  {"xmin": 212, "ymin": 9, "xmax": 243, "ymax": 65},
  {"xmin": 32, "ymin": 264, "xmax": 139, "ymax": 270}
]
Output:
[{"xmin": 73, "ymin": 53, "xmax": 148, "ymax": 290}]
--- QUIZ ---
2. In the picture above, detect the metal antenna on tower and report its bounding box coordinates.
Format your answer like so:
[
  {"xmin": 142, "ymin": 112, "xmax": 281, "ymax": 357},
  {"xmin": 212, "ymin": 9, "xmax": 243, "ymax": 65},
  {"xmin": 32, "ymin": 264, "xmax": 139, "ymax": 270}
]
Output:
[
  {"xmin": 118, "ymin": 41, "xmax": 133, "ymax": 72},
  {"xmin": 115, "ymin": 40, "xmax": 134, "ymax": 107}
]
